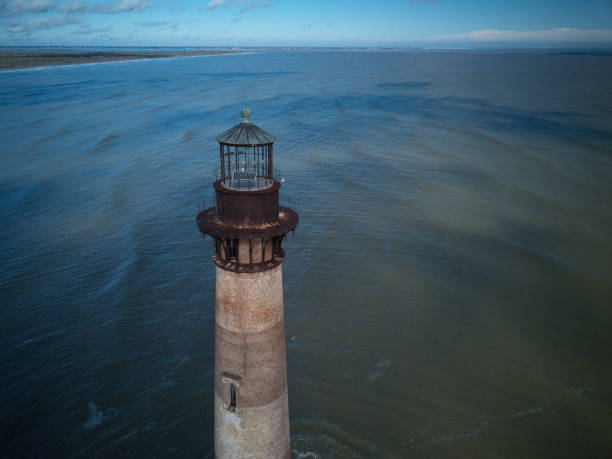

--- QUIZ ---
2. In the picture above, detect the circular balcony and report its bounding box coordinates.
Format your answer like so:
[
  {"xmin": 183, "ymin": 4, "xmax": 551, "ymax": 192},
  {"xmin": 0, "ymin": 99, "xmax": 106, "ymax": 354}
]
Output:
[{"xmin": 214, "ymin": 165, "xmax": 283, "ymax": 192}]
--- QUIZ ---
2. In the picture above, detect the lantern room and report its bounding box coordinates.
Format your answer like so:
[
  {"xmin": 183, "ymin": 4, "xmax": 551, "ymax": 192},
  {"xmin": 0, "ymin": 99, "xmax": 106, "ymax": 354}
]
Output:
[{"xmin": 215, "ymin": 108, "xmax": 277, "ymax": 191}]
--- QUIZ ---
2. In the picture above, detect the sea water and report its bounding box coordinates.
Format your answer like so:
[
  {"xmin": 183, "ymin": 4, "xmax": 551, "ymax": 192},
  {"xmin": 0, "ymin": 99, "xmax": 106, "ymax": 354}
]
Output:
[{"xmin": 1, "ymin": 50, "xmax": 612, "ymax": 458}]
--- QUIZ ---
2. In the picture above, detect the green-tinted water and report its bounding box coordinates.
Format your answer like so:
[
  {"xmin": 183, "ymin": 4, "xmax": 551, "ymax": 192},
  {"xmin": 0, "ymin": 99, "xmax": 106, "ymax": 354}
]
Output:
[{"xmin": 1, "ymin": 51, "xmax": 611, "ymax": 457}]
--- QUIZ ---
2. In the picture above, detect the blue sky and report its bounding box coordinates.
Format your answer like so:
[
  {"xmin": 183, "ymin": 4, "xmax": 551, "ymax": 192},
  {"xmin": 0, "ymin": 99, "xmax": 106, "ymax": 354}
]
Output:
[{"xmin": 1, "ymin": 0, "xmax": 612, "ymax": 47}]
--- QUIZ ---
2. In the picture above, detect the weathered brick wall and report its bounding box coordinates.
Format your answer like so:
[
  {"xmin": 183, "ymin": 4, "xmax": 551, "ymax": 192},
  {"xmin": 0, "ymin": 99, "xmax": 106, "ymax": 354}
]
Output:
[{"xmin": 214, "ymin": 264, "xmax": 290, "ymax": 458}]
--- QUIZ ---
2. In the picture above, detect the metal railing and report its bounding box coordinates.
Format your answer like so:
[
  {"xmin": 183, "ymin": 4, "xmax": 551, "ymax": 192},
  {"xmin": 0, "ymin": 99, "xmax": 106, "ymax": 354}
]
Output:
[
  {"xmin": 212, "ymin": 166, "xmax": 283, "ymax": 191},
  {"xmin": 282, "ymin": 195, "xmax": 298, "ymax": 211},
  {"xmin": 197, "ymin": 190, "xmax": 217, "ymax": 213}
]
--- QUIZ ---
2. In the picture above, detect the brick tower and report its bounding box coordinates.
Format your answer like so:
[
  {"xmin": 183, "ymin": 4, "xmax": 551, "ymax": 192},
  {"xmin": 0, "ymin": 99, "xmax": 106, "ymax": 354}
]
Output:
[{"xmin": 197, "ymin": 108, "xmax": 298, "ymax": 458}]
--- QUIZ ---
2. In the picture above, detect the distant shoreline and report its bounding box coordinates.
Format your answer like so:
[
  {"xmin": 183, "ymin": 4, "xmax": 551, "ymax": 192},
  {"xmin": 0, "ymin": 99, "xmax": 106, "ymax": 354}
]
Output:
[{"xmin": 0, "ymin": 49, "xmax": 241, "ymax": 70}]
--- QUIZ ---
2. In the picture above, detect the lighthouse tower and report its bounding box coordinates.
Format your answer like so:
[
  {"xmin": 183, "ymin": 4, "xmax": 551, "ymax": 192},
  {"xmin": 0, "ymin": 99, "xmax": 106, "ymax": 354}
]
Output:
[{"xmin": 197, "ymin": 109, "xmax": 298, "ymax": 458}]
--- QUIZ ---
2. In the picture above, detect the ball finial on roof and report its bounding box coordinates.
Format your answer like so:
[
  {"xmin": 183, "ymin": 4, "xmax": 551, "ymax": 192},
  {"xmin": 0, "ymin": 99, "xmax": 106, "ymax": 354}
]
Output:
[
  {"xmin": 240, "ymin": 107, "xmax": 251, "ymax": 123},
  {"xmin": 216, "ymin": 108, "xmax": 276, "ymax": 145}
]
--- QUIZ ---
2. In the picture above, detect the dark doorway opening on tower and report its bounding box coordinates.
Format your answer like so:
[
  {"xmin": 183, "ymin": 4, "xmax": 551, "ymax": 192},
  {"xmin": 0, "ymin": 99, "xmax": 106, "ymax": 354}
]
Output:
[
  {"xmin": 221, "ymin": 372, "xmax": 241, "ymax": 413},
  {"xmin": 227, "ymin": 239, "xmax": 238, "ymax": 261},
  {"xmin": 229, "ymin": 383, "xmax": 237, "ymax": 412}
]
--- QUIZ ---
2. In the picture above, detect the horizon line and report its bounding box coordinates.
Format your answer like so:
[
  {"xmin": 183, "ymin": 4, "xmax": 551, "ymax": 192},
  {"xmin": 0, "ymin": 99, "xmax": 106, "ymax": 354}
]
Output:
[{"xmin": 2, "ymin": 44, "xmax": 612, "ymax": 50}]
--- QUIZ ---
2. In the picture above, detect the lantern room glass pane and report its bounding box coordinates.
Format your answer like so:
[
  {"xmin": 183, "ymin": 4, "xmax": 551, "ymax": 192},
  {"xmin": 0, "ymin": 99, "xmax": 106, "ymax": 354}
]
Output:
[{"xmin": 219, "ymin": 144, "xmax": 276, "ymax": 191}]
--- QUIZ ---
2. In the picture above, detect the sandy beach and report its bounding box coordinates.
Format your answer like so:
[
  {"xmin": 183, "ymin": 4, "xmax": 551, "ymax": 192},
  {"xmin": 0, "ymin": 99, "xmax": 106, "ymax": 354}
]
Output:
[{"xmin": 0, "ymin": 49, "xmax": 239, "ymax": 70}]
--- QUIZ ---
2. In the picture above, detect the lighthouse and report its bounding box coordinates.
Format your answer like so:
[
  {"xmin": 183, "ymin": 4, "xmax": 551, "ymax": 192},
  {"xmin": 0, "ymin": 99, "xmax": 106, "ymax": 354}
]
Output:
[{"xmin": 197, "ymin": 108, "xmax": 298, "ymax": 458}]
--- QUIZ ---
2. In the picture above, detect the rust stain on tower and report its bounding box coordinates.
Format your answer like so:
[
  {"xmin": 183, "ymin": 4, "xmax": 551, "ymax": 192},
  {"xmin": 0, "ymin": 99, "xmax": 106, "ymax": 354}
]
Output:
[{"xmin": 197, "ymin": 108, "xmax": 297, "ymax": 458}]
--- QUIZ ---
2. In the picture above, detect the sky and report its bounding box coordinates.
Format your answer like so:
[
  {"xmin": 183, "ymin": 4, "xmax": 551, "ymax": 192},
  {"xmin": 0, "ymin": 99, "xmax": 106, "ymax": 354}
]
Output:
[{"xmin": 1, "ymin": 0, "xmax": 612, "ymax": 48}]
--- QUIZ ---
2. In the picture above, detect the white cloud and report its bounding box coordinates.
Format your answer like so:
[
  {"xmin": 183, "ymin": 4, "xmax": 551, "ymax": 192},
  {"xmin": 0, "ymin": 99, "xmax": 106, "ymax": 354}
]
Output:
[
  {"xmin": 61, "ymin": 0, "xmax": 151, "ymax": 14},
  {"xmin": 206, "ymin": 0, "xmax": 227, "ymax": 9},
  {"xmin": 116, "ymin": 0, "xmax": 150, "ymax": 11},
  {"xmin": 442, "ymin": 28, "xmax": 612, "ymax": 43},
  {"xmin": 9, "ymin": 14, "xmax": 80, "ymax": 33},
  {"xmin": 60, "ymin": 1, "xmax": 86, "ymax": 13},
  {"xmin": 6, "ymin": 0, "xmax": 54, "ymax": 13},
  {"xmin": 205, "ymin": 0, "xmax": 272, "ymax": 11},
  {"xmin": 2, "ymin": 0, "xmax": 153, "ymax": 36}
]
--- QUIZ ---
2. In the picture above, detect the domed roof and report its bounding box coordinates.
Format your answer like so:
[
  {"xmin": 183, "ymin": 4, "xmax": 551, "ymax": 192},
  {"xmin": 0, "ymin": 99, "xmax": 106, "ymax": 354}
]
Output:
[{"xmin": 216, "ymin": 108, "xmax": 276, "ymax": 146}]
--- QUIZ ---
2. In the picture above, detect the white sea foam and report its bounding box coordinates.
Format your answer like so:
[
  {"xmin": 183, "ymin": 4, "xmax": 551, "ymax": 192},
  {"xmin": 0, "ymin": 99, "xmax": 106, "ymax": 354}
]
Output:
[
  {"xmin": 570, "ymin": 386, "xmax": 598, "ymax": 395},
  {"xmin": 83, "ymin": 402, "xmax": 106, "ymax": 431},
  {"xmin": 368, "ymin": 358, "xmax": 391, "ymax": 381},
  {"xmin": 292, "ymin": 451, "xmax": 321, "ymax": 459},
  {"xmin": 511, "ymin": 405, "xmax": 545, "ymax": 418}
]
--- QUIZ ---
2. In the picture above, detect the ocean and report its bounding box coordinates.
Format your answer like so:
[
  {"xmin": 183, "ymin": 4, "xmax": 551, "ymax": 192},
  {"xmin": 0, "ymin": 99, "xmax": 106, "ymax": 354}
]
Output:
[{"xmin": 1, "ymin": 50, "xmax": 611, "ymax": 458}]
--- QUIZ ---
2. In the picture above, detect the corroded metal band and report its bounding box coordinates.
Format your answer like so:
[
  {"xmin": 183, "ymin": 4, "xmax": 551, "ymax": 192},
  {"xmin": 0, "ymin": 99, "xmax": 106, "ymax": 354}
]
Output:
[
  {"xmin": 214, "ymin": 180, "xmax": 280, "ymax": 226},
  {"xmin": 197, "ymin": 206, "xmax": 298, "ymax": 239},
  {"xmin": 215, "ymin": 320, "xmax": 287, "ymax": 407},
  {"xmin": 212, "ymin": 249, "xmax": 284, "ymax": 273}
]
